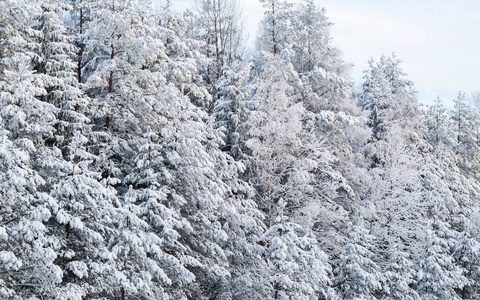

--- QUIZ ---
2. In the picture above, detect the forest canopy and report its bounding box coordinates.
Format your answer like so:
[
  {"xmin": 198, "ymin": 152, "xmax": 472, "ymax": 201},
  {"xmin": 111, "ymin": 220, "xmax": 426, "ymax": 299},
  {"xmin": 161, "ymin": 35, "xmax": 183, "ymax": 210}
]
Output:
[{"xmin": 1, "ymin": 0, "xmax": 479, "ymax": 299}]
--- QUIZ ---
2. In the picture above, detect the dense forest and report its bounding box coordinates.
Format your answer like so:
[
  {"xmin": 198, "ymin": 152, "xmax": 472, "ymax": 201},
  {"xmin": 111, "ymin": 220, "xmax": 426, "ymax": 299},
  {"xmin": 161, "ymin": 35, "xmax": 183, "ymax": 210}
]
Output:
[{"xmin": 1, "ymin": 0, "xmax": 480, "ymax": 299}]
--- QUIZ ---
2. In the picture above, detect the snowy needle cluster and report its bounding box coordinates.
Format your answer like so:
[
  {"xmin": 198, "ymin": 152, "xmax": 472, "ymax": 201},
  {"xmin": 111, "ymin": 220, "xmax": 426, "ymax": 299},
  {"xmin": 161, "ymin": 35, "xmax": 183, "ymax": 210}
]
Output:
[{"xmin": 0, "ymin": 0, "xmax": 479, "ymax": 299}]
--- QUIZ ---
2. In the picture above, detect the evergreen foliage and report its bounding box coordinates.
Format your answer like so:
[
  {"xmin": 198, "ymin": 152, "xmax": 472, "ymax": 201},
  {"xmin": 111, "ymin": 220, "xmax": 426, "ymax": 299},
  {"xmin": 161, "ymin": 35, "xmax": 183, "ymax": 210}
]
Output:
[{"xmin": 0, "ymin": 0, "xmax": 477, "ymax": 299}]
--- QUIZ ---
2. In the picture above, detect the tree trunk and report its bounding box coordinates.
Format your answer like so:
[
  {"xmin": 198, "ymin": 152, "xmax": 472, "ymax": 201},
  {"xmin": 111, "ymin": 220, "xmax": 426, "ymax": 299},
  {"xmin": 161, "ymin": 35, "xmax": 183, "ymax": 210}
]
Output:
[
  {"xmin": 105, "ymin": 44, "xmax": 114, "ymax": 130},
  {"xmin": 108, "ymin": 44, "xmax": 114, "ymax": 94},
  {"xmin": 272, "ymin": 1, "xmax": 277, "ymax": 55},
  {"xmin": 77, "ymin": 0, "xmax": 84, "ymax": 83}
]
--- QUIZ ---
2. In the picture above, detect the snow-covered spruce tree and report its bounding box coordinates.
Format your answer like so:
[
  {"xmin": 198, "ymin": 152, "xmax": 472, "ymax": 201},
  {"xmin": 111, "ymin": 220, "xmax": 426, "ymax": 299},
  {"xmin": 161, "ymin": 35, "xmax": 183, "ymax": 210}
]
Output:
[
  {"xmin": 367, "ymin": 133, "xmax": 434, "ymax": 299},
  {"xmin": 426, "ymin": 103, "xmax": 480, "ymax": 299},
  {"xmin": 121, "ymin": 89, "xmax": 207, "ymax": 299},
  {"xmin": 334, "ymin": 220, "xmax": 381, "ymax": 299},
  {"xmin": 360, "ymin": 54, "xmax": 426, "ymax": 222},
  {"xmin": 120, "ymin": 96, "xmax": 196, "ymax": 298},
  {"xmin": 206, "ymin": 61, "xmax": 271, "ymax": 299},
  {"xmin": 422, "ymin": 154, "xmax": 480, "ymax": 299},
  {"xmin": 372, "ymin": 135, "xmax": 467, "ymax": 300},
  {"xmin": 423, "ymin": 95, "xmax": 480, "ymax": 299},
  {"xmin": 48, "ymin": 145, "xmax": 125, "ymax": 299},
  {"xmin": 366, "ymin": 124, "xmax": 427, "ymax": 253},
  {"xmin": 0, "ymin": 1, "xmax": 69, "ymax": 297},
  {"xmin": 413, "ymin": 159, "xmax": 473, "ymax": 299},
  {"xmin": 451, "ymin": 92, "xmax": 480, "ymax": 179}
]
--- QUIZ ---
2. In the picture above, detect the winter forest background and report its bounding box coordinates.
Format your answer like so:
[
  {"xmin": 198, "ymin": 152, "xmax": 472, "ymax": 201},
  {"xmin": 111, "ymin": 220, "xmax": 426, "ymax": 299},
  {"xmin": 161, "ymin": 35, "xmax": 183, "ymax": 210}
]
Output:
[{"xmin": 1, "ymin": 0, "xmax": 480, "ymax": 299}]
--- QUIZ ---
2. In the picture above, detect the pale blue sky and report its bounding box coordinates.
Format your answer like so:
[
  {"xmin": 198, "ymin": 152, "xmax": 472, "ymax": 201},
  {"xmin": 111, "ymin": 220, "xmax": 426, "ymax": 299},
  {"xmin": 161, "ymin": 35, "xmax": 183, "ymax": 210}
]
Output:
[{"xmin": 153, "ymin": 0, "xmax": 480, "ymax": 107}]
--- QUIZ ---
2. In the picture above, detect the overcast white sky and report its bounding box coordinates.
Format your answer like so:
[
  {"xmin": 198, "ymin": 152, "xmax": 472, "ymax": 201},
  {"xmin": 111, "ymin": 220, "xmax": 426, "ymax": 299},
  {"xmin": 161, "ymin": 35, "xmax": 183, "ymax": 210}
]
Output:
[{"xmin": 154, "ymin": 0, "xmax": 480, "ymax": 107}]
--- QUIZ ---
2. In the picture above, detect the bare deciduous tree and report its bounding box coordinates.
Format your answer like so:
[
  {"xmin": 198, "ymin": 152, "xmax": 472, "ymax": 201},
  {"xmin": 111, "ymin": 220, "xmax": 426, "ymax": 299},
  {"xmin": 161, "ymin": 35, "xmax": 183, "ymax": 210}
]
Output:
[{"xmin": 193, "ymin": 0, "xmax": 246, "ymax": 90}]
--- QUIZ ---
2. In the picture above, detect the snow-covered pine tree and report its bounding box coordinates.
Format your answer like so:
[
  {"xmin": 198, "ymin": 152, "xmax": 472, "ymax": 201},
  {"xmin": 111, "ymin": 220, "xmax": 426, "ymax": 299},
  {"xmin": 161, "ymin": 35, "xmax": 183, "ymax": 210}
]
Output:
[
  {"xmin": 211, "ymin": 65, "xmax": 251, "ymax": 157},
  {"xmin": 158, "ymin": 1, "xmax": 212, "ymax": 110},
  {"xmin": 453, "ymin": 231, "xmax": 480, "ymax": 298},
  {"xmin": 0, "ymin": 128, "xmax": 64, "ymax": 298},
  {"xmin": 381, "ymin": 248, "xmax": 420, "ymax": 300},
  {"xmin": 124, "ymin": 86, "xmax": 265, "ymax": 299},
  {"xmin": 0, "ymin": 1, "xmax": 65, "ymax": 297}
]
